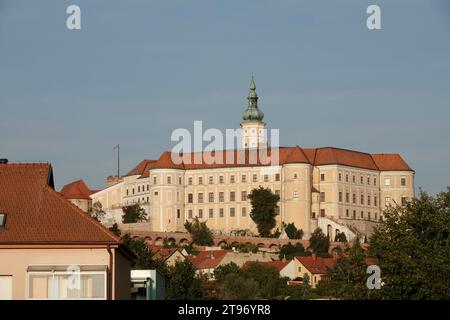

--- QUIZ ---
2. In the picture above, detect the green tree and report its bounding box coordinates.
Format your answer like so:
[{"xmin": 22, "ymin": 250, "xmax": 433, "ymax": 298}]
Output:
[
  {"xmin": 285, "ymin": 223, "xmax": 304, "ymax": 239},
  {"xmin": 241, "ymin": 262, "xmax": 287, "ymax": 299},
  {"xmin": 279, "ymin": 242, "xmax": 310, "ymax": 260},
  {"xmin": 213, "ymin": 262, "xmax": 241, "ymax": 283},
  {"xmin": 248, "ymin": 187, "xmax": 280, "ymax": 237},
  {"xmin": 122, "ymin": 204, "xmax": 148, "ymax": 223},
  {"xmin": 324, "ymin": 240, "xmax": 374, "ymax": 299},
  {"xmin": 218, "ymin": 273, "xmax": 258, "ymax": 300},
  {"xmin": 184, "ymin": 217, "xmax": 214, "ymax": 246},
  {"xmin": 369, "ymin": 188, "xmax": 450, "ymax": 299},
  {"xmin": 122, "ymin": 234, "xmax": 159, "ymax": 269},
  {"xmin": 165, "ymin": 260, "xmax": 207, "ymax": 300},
  {"xmin": 109, "ymin": 223, "xmax": 121, "ymax": 236},
  {"xmin": 334, "ymin": 232, "xmax": 347, "ymax": 243},
  {"xmin": 309, "ymin": 228, "xmax": 330, "ymax": 255},
  {"xmin": 238, "ymin": 243, "xmax": 259, "ymax": 253},
  {"xmin": 89, "ymin": 201, "xmax": 106, "ymax": 221}
]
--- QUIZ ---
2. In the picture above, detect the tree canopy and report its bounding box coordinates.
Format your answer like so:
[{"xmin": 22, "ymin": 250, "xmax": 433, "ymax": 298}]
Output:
[
  {"xmin": 184, "ymin": 217, "xmax": 214, "ymax": 246},
  {"xmin": 309, "ymin": 227, "xmax": 330, "ymax": 255},
  {"xmin": 122, "ymin": 204, "xmax": 148, "ymax": 223},
  {"xmin": 368, "ymin": 188, "xmax": 450, "ymax": 299},
  {"xmin": 285, "ymin": 223, "xmax": 304, "ymax": 240},
  {"xmin": 248, "ymin": 187, "xmax": 280, "ymax": 237}
]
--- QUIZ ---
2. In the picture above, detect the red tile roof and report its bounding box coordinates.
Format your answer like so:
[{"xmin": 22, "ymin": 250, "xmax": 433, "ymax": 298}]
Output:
[
  {"xmin": 60, "ymin": 179, "xmax": 93, "ymax": 200},
  {"xmin": 0, "ymin": 163, "xmax": 121, "ymax": 244},
  {"xmin": 295, "ymin": 256, "xmax": 336, "ymax": 274},
  {"xmin": 242, "ymin": 260, "xmax": 289, "ymax": 272},
  {"xmin": 125, "ymin": 159, "xmax": 157, "ymax": 177},
  {"xmin": 371, "ymin": 153, "xmax": 413, "ymax": 171},
  {"xmin": 147, "ymin": 245, "xmax": 184, "ymax": 260},
  {"xmin": 188, "ymin": 250, "xmax": 229, "ymax": 269},
  {"xmin": 127, "ymin": 146, "xmax": 413, "ymax": 177}
]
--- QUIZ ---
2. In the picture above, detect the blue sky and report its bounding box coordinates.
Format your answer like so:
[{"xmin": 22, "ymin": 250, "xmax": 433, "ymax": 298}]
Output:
[{"xmin": 0, "ymin": 0, "xmax": 449, "ymax": 194}]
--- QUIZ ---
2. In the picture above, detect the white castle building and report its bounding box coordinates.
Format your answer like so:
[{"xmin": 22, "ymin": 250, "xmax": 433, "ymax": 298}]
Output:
[{"xmin": 90, "ymin": 78, "xmax": 415, "ymax": 240}]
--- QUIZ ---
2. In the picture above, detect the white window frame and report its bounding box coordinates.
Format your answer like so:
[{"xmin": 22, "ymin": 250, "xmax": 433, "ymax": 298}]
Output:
[{"xmin": 27, "ymin": 267, "xmax": 107, "ymax": 300}]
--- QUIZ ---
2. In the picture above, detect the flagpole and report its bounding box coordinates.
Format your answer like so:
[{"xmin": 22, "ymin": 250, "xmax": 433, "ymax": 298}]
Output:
[{"xmin": 117, "ymin": 144, "xmax": 120, "ymax": 180}]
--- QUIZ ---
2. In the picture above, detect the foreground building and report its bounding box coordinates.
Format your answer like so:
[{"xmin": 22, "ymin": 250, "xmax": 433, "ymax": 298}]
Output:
[
  {"xmin": 91, "ymin": 79, "xmax": 415, "ymax": 239},
  {"xmin": 0, "ymin": 162, "xmax": 134, "ymax": 300}
]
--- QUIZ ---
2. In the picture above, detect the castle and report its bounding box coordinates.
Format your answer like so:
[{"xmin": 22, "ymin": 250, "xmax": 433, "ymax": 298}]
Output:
[{"xmin": 90, "ymin": 78, "xmax": 415, "ymax": 240}]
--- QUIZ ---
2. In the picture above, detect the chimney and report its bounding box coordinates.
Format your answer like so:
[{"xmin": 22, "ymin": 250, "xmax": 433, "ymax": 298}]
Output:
[
  {"xmin": 0, "ymin": 159, "xmax": 8, "ymax": 164},
  {"xmin": 312, "ymin": 253, "xmax": 317, "ymax": 260}
]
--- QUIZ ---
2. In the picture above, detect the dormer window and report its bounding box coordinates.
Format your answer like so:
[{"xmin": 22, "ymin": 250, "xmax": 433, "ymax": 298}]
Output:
[{"xmin": 0, "ymin": 213, "xmax": 6, "ymax": 228}]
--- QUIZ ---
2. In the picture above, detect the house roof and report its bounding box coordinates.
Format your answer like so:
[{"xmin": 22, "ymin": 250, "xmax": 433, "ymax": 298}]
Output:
[
  {"xmin": 125, "ymin": 159, "xmax": 157, "ymax": 177},
  {"xmin": 371, "ymin": 153, "xmax": 413, "ymax": 171},
  {"xmin": 60, "ymin": 179, "xmax": 93, "ymax": 200},
  {"xmin": 242, "ymin": 260, "xmax": 289, "ymax": 272},
  {"xmin": 125, "ymin": 146, "xmax": 413, "ymax": 178},
  {"xmin": 295, "ymin": 256, "xmax": 336, "ymax": 274},
  {"xmin": 188, "ymin": 250, "xmax": 229, "ymax": 269},
  {"xmin": 147, "ymin": 245, "xmax": 184, "ymax": 260},
  {"xmin": 0, "ymin": 163, "xmax": 121, "ymax": 245}
]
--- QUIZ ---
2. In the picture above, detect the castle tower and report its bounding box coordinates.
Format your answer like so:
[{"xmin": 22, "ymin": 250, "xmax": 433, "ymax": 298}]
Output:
[{"xmin": 240, "ymin": 76, "xmax": 266, "ymax": 149}]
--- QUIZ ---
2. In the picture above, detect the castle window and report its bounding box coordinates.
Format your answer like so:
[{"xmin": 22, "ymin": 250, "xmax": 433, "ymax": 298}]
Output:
[
  {"xmin": 188, "ymin": 177, "xmax": 193, "ymax": 185},
  {"xmin": 198, "ymin": 177, "xmax": 203, "ymax": 185},
  {"xmin": 242, "ymin": 207, "xmax": 247, "ymax": 216},
  {"xmin": 167, "ymin": 176, "xmax": 172, "ymax": 184},
  {"xmin": 178, "ymin": 177, "xmax": 182, "ymax": 184},
  {"xmin": 209, "ymin": 209, "xmax": 213, "ymax": 218},
  {"xmin": 346, "ymin": 209, "xmax": 349, "ymax": 217},
  {"xmin": 198, "ymin": 209, "xmax": 203, "ymax": 219},
  {"xmin": 367, "ymin": 195, "xmax": 371, "ymax": 206},
  {"xmin": 177, "ymin": 209, "xmax": 180, "ymax": 219},
  {"xmin": 219, "ymin": 176, "xmax": 224, "ymax": 184},
  {"xmin": 368, "ymin": 212, "xmax": 371, "ymax": 220},
  {"xmin": 367, "ymin": 177, "xmax": 370, "ymax": 185},
  {"xmin": 138, "ymin": 186, "xmax": 140, "ymax": 193},
  {"xmin": 219, "ymin": 208, "xmax": 224, "ymax": 218},
  {"xmin": 360, "ymin": 194, "xmax": 364, "ymax": 205},
  {"xmin": 401, "ymin": 177, "xmax": 406, "ymax": 186},
  {"xmin": 241, "ymin": 191, "xmax": 247, "ymax": 201},
  {"xmin": 346, "ymin": 192, "xmax": 350, "ymax": 203},
  {"xmin": 230, "ymin": 192, "xmax": 236, "ymax": 202},
  {"xmin": 374, "ymin": 196, "xmax": 378, "ymax": 206},
  {"xmin": 385, "ymin": 196, "xmax": 391, "ymax": 206},
  {"xmin": 147, "ymin": 184, "xmax": 149, "ymax": 191},
  {"xmin": 339, "ymin": 192, "xmax": 343, "ymax": 202},
  {"xmin": 320, "ymin": 192, "xmax": 325, "ymax": 202},
  {"xmin": 275, "ymin": 173, "xmax": 280, "ymax": 181},
  {"xmin": 126, "ymin": 189, "xmax": 129, "ymax": 196},
  {"xmin": 384, "ymin": 178, "xmax": 391, "ymax": 186},
  {"xmin": 209, "ymin": 192, "xmax": 214, "ymax": 203},
  {"xmin": 345, "ymin": 174, "xmax": 349, "ymax": 182},
  {"xmin": 374, "ymin": 178, "xmax": 377, "ymax": 185},
  {"xmin": 132, "ymin": 188, "xmax": 135, "ymax": 195},
  {"xmin": 275, "ymin": 190, "xmax": 280, "ymax": 196},
  {"xmin": 353, "ymin": 210, "xmax": 356, "ymax": 219},
  {"xmin": 320, "ymin": 209, "xmax": 325, "ymax": 217},
  {"xmin": 293, "ymin": 190, "xmax": 299, "ymax": 199},
  {"xmin": 338, "ymin": 173, "xmax": 342, "ymax": 181},
  {"xmin": 230, "ymin": 175, "xmax": 235, "ymax": 183},
  {"xmin": 361, "ymin": 211, "xmax": 364, "ymax": 219},
  {"xmin": 219, "ymin": 192, "xmax": 224, "ymax": 202},
  {"xmin": 320, "ymin": 173, "xmax": 325, "ymax": 181},
  {"xmin": 352, "ymin": 175, "xmax": 356, "ymax": 183},
  {"xmin": 230, "ymin": 208, "xmax": 235, "ymax": 217},
  {"xmin": 188, "ymin": 210, "xmax": 193, "ymax": 219},
  {"xmin": 311, "ymin": 212, "xmax": 316, "ymax": 219},
  {"xmin": 253, "ymin": 174, "xmax": 258, "ymax": 182},
  {"xmin": 360, "ymin": 176, "xmax": 363, "ymax": 184},
  {"xmin": 188, "ymin": 193, "xmax": 193, "ymax": 203},
  {"xmin": 153, "ymin": 177, "xmax": 157, "ymax": 184},
  {"xmin": 198, "ymin": 193, "xmax": 204, "ymax": 203},
  {"xmin": 353, "ymin": 193, "xmax": 356, "ymax": 204},
  {"xmin": 264, "ymin": 174, "xmax": 269, "ymax": 182},
  {"xmin": 242, "ymin": 174, "xmax": 247, "ymax": 183},
  {"xmin": 374, "ymin": 212, "xmax": 378, "ymax": 220},
  {"xmin": 294, "ymin": 172, "xmax": 298, "ymax": 179},
  {"xmin": 209, "ymin": 176, "xmax": 213, "ymax": 184}
]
